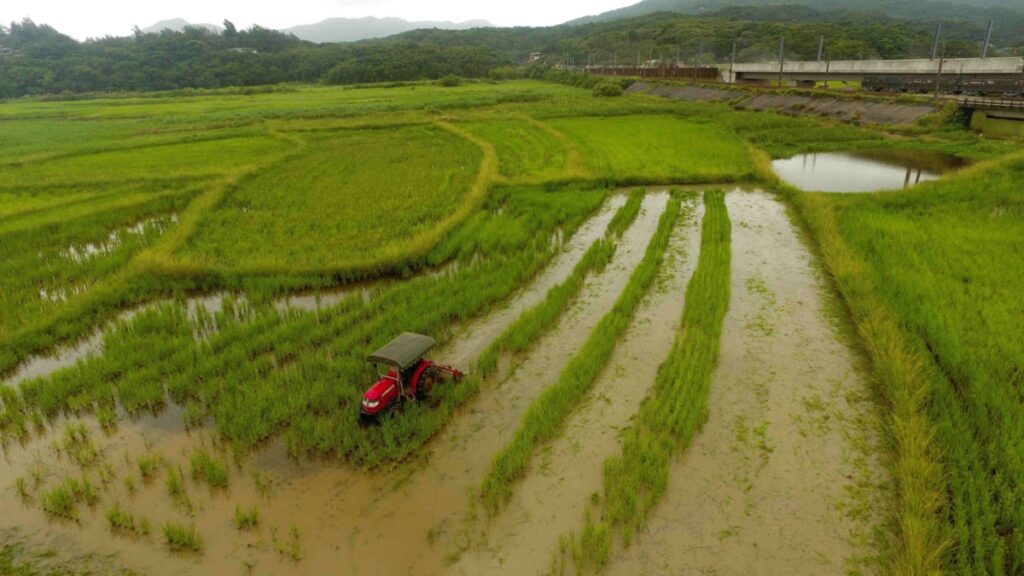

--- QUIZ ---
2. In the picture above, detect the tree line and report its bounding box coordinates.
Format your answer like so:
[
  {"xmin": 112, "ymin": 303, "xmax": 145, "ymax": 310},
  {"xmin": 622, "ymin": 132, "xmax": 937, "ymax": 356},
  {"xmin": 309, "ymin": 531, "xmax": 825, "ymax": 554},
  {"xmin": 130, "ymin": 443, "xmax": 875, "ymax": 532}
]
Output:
[{"xmin": 1, "ymin": 5, "xmax": 1022, "ymax": 99}]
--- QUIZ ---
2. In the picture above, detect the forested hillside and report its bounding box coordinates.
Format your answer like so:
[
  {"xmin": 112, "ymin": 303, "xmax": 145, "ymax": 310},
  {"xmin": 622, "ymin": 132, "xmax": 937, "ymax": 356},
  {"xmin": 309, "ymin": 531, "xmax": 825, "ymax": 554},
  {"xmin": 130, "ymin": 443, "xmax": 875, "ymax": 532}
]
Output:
[{"xmin": 1, "ymin": 2, "xmax": 1022, "ymax": 98}]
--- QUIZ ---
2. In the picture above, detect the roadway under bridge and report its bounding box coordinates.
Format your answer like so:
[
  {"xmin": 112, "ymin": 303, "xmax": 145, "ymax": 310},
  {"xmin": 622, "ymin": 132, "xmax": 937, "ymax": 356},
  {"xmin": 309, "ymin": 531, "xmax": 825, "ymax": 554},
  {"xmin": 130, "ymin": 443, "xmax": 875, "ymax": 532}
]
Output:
[{"xmin": 730, "ymin": 56, "xmax": 1024, "ymax": 85}]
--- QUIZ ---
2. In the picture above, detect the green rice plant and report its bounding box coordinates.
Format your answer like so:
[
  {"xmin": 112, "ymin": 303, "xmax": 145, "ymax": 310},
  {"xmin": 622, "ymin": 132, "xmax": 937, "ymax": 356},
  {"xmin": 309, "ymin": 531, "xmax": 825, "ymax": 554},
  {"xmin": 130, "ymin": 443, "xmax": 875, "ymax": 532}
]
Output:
[
  {"xmin": 165, "ymin": 467, "xmax": 188, "ymax": 506},
  {"xmin": 548, "ymin": 115, "xmax": 754, "ymax": 185},
  {"xmin": 189, "ymin": 449, "xmax": 229, "ymax": 489},
  {"xmin": 3, "ymin": 186, "xmax": 605, "ymax": 468},
  {"xmin": 272, "ymin": 524, "xmax": 302, "ymax": 561},
  {"xmin": 480, "ymin": 195, "xmax": 683, "ymax": 514},
  {"xmin": 40, "ymin": 476, "xmax": 99, "ymax": 521},
  {"xmin": 568, "ymin": 189, "xmax": 731, "ymax": 566},
  {"xmin": 40, "ymin": 484, "xmax": 77, "ymax": 520},
  {"xmin": 462, "ymin": 118, "xmax": 572, "ymax": 183},
  {"xmin": 233, "ymin": 505, "xmax": 260, "ymax": 530},
  {"xmin": 476, "ymin": 237, "xmax": 615, "ymax": 378},
  {"xmin": 789, "ymin": 153, "xmax": 1024, "ymax": 574},
  {"xmin": 161, "ymin": 522, "xmax": 202, "ymax": 553},
  {"xmin": 14, "ymin": 477, "xmax": 31, "ymax": 500},
  {"xmin": 136, "ymin": 453, "xmax": 161, "ymax": 481},
  {"xmin": 603, "ymin": 189, "xmax": 644, "ymax": 238},
  {"xmin": 179, "ymin": 124, "xmax": 483, "ymax": 275},
  {"xmin": 105, "ymin": 503, "xmax": 136, "ymax": 533}
]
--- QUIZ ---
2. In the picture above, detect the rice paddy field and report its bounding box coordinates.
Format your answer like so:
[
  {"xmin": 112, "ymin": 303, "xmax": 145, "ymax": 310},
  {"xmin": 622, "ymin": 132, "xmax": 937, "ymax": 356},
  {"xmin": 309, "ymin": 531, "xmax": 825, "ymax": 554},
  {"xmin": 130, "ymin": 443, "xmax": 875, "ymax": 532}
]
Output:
[{"xmin": 0, "ymin": 78, "xmax": 1021, "ymax": 576}]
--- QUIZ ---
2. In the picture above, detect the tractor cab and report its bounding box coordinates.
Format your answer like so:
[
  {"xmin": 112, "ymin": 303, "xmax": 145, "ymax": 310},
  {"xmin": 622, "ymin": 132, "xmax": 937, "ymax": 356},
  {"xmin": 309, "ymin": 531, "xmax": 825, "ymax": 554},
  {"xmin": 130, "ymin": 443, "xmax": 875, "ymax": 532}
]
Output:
[{"xmin": 360, "ymin": 332, "xmax": 462, "ymax": 419}]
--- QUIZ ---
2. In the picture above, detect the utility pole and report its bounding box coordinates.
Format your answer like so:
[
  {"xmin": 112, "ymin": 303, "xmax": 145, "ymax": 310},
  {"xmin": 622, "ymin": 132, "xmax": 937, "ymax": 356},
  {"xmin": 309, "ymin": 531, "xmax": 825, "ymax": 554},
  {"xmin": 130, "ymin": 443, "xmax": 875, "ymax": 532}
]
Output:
[
  {"xmin": 698, "ymin": 40, "xmax": 704, "ymax": 67},
  {"xmin": 778, "ymin": 37, "xmax": 785, "ymax": 88},
  {"xmin": 730, "ymin": 41, "xmax": 736, "ymax": 84},
  {"xmin": 614, "ymin": 51, "xmax": 618, "ymax": 67},
  {"xmin": 982, "ymin": 20, "xmax": 994, "ymax": 59},
  {"xmin": 817, "ymin": 35, "xmax": 825, "ymax": 62},
  {"xmin": 676, "ymin": 47, "xmax": 681, "ymax": 67},
  {"xmin": 931, "ymin": 22, "xmax": 942, "ymax": 60}
]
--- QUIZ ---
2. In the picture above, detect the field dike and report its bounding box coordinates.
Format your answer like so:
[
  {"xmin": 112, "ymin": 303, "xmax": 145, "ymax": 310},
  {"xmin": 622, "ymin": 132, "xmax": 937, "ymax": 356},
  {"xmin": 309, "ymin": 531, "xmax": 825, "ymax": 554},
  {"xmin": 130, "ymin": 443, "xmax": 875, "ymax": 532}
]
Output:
[
  {"xmin": 0, "ymin": 192, "xmax": 667, "ymax": 576},
  {"xmin": 602, "ymin": 189, "xmax": 888, "ymax": 576},
  {"xmin": 449, "ymin": 194, "xmax": 703, "ymax": 574}
]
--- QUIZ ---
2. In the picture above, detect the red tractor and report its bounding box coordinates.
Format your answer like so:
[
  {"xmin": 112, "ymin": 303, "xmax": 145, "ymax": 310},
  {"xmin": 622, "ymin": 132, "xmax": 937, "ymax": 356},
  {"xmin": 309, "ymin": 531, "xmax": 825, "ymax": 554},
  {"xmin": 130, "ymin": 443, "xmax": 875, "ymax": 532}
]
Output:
[{"xmin": 360, "ymin": 332, "xmax": 463, "ymax": 419}]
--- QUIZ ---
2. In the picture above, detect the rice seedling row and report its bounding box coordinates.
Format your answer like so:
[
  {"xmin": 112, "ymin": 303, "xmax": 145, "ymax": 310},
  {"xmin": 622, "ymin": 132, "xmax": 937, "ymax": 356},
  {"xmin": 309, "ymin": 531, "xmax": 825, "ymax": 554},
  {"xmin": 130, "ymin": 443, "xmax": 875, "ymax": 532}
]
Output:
[{"xmin": 480, "ymin": 193, "xmax": 683, "ymax": 514}]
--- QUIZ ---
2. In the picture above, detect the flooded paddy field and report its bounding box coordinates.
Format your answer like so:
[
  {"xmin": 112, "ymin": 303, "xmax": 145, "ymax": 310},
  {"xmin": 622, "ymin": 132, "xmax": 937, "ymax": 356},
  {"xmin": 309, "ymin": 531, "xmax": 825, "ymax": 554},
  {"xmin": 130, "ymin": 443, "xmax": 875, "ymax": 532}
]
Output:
[{"xmin": 2, "ymin": 79, "xmax": 1020, "ymax": 576}]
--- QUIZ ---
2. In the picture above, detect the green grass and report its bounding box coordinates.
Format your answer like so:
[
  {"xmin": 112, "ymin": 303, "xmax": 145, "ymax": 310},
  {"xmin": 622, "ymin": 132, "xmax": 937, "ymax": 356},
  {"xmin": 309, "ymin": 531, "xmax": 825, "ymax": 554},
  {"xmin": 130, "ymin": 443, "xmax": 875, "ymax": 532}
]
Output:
[
  {"xmin": 548, "ymin": 115, "xmax": 754, "ymax": 184},
  {"xmin": 565, "ymin": 189, "xmax": 731, "ymax": 571},
  {"xmin": 792, "ymin": 153, "xmax": 1024, "ymax": 575},
  {"xmin": 480, "ymin": 194, "xmax": 684, "ymax": 514}
]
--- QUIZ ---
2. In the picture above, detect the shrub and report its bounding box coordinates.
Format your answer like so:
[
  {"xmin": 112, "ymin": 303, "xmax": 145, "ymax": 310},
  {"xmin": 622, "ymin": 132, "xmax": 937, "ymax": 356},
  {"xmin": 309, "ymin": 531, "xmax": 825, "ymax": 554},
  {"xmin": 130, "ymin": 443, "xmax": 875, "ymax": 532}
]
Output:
[
  {"xmin": 437, "ymin": 74, "xmax": 462, "ymax": 87},
  {"xmin": 592, "ymin": 82, "xmax": 624, "ymax": 98}
]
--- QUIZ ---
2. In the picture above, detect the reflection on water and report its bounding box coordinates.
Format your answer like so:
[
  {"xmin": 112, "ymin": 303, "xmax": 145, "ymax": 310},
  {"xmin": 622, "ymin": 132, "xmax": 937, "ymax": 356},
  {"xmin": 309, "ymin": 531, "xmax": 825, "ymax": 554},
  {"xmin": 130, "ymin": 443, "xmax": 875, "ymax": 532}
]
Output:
[{"xmin": 772, "ymin": 150, "xmax": 968, "ymax": 193}]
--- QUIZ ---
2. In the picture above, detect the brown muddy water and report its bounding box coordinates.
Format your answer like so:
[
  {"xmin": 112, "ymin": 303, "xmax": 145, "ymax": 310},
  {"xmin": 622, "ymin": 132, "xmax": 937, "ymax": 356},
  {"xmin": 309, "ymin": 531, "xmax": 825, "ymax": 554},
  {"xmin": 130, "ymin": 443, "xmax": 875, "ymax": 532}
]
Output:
[
  {"xmin": 772, "ymin": 149, "xmax": 968, "ymax": 192},
  {"xmin": 448, "ymin": 194, "xmax": 704, "ymax": 575},
  {"xmin": 604, "ymin": 188, "xmax": 888, "ymax": 576},
  {"xmin": 0, "ymin": 191, "xmax": 671, "ymax": 576}
]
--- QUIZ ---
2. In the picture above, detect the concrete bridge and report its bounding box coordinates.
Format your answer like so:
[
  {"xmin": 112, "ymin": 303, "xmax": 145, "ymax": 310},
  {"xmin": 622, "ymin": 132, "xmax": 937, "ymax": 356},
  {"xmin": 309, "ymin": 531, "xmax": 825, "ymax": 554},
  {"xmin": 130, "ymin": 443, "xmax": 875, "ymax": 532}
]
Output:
[{"xmin": 729, "ymin": 56, "xmax": 1024, "ymax": 85}]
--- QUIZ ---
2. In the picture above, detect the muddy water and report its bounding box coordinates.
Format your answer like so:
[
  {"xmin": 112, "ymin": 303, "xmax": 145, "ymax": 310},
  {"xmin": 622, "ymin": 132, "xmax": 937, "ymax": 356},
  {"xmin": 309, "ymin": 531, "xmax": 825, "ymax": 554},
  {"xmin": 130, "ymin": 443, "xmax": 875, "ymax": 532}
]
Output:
[
  {"xmin": 0, "ymin": 192, "xmax": 666, "ymax": 576},
  {"xmin": 604, "ymin": 189, "xmax": 888, "ymax": 576},
  {"xmin": 449, "ymin": 193, "xmax": 704, "ymax": 575},
  {"xmin": 772, "ymin": 149, "xmax": 967, "ymax": 192}
]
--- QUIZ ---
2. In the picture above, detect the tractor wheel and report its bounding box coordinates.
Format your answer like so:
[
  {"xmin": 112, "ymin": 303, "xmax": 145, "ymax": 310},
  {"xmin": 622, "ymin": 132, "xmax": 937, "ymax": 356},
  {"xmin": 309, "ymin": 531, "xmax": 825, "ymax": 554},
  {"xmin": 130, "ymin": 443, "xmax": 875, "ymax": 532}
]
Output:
[{"xmin": 417, "ymin": 366, "xmax": 440, "ymax": 399}]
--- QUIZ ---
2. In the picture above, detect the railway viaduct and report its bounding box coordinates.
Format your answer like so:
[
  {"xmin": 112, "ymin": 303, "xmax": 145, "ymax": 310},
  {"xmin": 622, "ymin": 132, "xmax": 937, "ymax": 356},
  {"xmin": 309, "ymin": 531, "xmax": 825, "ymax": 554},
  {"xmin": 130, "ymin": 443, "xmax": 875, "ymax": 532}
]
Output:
[{"xmin": 728, "ymin": 56, "xmax": 1024, "ymax": 85}]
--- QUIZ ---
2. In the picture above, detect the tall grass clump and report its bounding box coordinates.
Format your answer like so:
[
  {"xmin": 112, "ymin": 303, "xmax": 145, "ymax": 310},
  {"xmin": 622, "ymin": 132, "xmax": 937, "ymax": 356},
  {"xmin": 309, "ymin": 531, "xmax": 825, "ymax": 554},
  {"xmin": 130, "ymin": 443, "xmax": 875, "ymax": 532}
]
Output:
[{"xmin": 480, "ymin": 195, "xmax": 683, "ymax": 514}]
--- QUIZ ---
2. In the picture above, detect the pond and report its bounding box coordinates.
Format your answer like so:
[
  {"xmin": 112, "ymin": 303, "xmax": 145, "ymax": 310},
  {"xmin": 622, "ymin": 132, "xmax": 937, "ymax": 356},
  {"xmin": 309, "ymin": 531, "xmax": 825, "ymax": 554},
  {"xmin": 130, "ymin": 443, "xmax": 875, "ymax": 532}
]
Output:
[{"xmin": 772, "ymin": 150, "xmax": 969, "ymax": 193}]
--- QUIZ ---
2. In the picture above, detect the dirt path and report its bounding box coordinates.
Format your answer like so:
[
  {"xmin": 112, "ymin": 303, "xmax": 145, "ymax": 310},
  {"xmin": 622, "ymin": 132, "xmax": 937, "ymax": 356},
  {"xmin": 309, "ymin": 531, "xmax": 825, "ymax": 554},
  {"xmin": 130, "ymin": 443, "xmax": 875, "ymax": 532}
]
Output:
[
  {"xmin": 603, "ymin": 188, "xmax": 888, "ymax": 576},
  {"xmin": 449, "ymin": 194, "xmax": 704, "ymax": 575},
  {"xmin": 0, "ymin": 193, "xmax": 668, "ymax": 576}
]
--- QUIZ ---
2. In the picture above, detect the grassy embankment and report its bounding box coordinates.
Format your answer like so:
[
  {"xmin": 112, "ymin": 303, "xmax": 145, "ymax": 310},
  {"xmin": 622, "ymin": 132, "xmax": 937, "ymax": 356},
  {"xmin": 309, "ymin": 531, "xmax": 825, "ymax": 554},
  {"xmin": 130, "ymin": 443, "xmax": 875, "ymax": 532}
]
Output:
[
  {"xmin": 791, "ymin": 152, "xmax": 1024, "ymax": 575},
  {"xmin": 480, "ymin": 193, "xmax": 684, "ymax": 514}
]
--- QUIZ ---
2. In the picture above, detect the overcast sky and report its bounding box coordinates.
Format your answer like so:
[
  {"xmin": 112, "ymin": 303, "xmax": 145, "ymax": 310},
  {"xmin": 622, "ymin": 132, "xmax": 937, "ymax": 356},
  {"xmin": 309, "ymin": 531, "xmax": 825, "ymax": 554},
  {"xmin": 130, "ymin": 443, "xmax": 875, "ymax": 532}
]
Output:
[{"xmin": 2, "ymin": 0, "xmax": 636, "ymax": 40}]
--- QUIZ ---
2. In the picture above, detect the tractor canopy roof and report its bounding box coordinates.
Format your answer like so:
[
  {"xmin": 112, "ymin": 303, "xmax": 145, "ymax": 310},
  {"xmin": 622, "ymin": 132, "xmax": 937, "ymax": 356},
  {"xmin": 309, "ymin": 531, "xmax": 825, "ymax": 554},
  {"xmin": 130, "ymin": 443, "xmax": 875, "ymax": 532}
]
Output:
[{"xmin": 367, "ymin": 332, "xmax": 436, "ymax": 369}]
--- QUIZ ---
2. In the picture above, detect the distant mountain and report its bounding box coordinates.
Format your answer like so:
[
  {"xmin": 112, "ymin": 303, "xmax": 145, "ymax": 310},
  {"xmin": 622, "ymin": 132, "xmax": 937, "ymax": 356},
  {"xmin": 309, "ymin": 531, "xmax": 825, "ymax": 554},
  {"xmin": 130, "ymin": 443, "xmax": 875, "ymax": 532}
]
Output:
[
  {"xmin": 571, "ymin": 0, "xmax": 1024, "ymax": 24},
  {"xmin": 282, "ymin": 17, "xmax": 491, "ymax": 43},
  {"xmin": 141, "ymin": 18, "xmax": 222, "ymax": 34}
]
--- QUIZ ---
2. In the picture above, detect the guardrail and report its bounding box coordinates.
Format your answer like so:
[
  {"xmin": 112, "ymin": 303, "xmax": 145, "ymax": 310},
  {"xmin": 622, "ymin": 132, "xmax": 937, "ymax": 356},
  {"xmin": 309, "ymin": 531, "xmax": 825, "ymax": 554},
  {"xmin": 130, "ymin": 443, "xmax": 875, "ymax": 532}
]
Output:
[{"xmin": 959, "ymin": 97, "xmax": 1024, "ymax": 112}]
